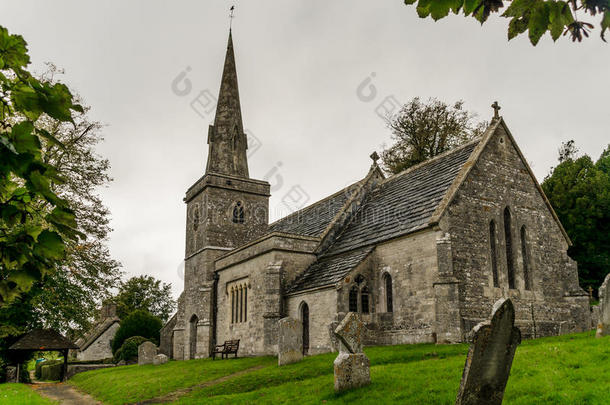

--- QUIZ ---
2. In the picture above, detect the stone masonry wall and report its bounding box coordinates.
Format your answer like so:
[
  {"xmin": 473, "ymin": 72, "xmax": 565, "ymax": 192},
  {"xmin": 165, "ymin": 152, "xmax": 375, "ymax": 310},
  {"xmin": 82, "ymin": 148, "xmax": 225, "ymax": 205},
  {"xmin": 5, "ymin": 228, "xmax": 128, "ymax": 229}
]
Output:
[
  {"xmin": 216, "ymin": 249, "xmax": 316, "ymax": 356},
  {"xmin": 77, "ymin": 322, "xmax": 119, "ymax": 361},
  {"xmin": 285, "ymin": 288, "xmax": 337, "ymax": 355},
  {"xmin": 440, "ymin": 123, "xmax": 589, "ymax": 339}
]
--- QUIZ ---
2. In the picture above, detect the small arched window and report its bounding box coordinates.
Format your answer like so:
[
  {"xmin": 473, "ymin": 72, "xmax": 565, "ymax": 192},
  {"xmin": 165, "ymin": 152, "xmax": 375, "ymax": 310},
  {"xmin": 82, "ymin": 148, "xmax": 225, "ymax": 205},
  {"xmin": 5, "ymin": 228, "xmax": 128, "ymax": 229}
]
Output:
[
  {"xmin": 232, "ymin": 201, "xmax": 244, "ymax": 224},
  {"xmin": 504, "ymin": 207, "xmax": 516, "ymax": 289},
  {"xmin": 521, "ymin": 226, "xmax": 531, "ymax": 290},
  {"xmin": 361, "ymin": 286, "xmax": 370, "ymax": 314},
  {"xmin": 490, "ymin": 220, "xmax": 499, "ymax": 287},
  {"xmin": 383, "ymin": 273, "xmax": 393, "ymax": 313},
  {"xmin": 349, "ymin": 286, "xmax": 358, "ymax": 312}
]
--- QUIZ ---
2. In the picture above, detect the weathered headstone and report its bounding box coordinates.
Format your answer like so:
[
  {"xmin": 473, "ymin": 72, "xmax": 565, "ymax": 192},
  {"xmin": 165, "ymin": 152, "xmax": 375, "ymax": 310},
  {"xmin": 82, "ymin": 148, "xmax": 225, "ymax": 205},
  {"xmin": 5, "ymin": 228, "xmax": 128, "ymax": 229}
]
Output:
[
  {"xmin": 328, "ymin": 321, "xmax": 340, "ymax": 352},
  {"xmin": 596, "ymin": 274, "xmax": 610, "ymax": 337},
  {"xmin": 138, "ymin": 341, "xmax": 158, "ymax": 365},
  {"xmin": 153, "ymin": 353, "xmax": 168, "ymax": 365},
  {"xmin": 333, "ymin": 312, "xmax": 370, "ymax": 392},
  {"xmin": 278, "ymin": 317, "xmax": 303, "ymax": 366},
  {"xmin": 5, "ymin": 366, "xmax": 17, "ymax": 383},
  {"xmin": 455, "ymin": 298, "xmax": 521, "ymax": 405}
]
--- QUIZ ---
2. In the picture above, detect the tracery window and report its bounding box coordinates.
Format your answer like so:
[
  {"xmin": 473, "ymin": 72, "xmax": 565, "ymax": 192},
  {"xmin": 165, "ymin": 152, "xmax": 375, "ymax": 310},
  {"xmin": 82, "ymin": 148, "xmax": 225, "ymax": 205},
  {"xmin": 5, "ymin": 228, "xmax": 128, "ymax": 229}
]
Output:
[
  {"xmin": 349, "ymin": 286, "xmax": 358, "ymax": 312},
  {"xmin": 490, "ymin": 220, "xmax": 499, "ymax": 287},
  {"xmin": 504, "ymin": 207, "xmax": 516, "ymax": 289},
  {"xmin": 232, "ymin": 201, "xmax": 244, "ymax": 224},
  {"xmin": 383, "ymin": 273, "xmax": 393, "ymax": 313},
  {"xmin": 229, "ymin": 282, "xmax": 248, "ymax": 324},
  {"xmin": 521, "ymin": 226, "xmax": 532, "ymax": 290},
  {"xmin": 361, "ymin": 286, "xmax": 370, "ymax": 314}
]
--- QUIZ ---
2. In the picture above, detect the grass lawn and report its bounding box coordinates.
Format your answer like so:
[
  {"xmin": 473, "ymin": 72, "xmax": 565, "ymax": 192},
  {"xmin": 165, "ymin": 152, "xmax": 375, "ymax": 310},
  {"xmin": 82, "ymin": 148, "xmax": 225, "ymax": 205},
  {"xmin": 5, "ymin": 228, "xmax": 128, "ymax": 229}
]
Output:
[
  {"xmin": 70, "ymin": 331, "xmax": 610, "ymax": 405},
  {"xmin": 69, "ymin": 355, "xmax": 275, "ymax": 404},
  {"xmin": 0, "ymin": 384, "xmax": 57, "ymax": 405}
]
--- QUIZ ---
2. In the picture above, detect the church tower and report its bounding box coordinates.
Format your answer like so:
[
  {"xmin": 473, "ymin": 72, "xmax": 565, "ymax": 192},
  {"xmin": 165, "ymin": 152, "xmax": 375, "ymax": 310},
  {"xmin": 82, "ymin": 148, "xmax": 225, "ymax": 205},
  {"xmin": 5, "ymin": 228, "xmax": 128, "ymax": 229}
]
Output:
[{"xmin": 173, "ymin": 30, "xmax": 270, "ymax": 360}]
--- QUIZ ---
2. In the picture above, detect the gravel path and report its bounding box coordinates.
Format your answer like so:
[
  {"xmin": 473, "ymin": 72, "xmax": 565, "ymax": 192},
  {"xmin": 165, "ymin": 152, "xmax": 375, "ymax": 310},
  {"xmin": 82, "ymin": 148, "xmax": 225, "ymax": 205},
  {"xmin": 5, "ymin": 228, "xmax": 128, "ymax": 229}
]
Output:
[{"xmin": 32, "ymin": 382, "xmax": 101, "ymax": 405}]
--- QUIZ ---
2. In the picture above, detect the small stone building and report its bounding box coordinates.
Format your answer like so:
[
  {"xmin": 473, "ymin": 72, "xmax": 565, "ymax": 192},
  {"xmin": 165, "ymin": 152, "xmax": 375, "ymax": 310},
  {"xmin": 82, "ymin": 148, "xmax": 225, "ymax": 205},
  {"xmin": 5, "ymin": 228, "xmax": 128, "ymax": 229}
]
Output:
[
  {"xmin": 165, "ymin": 29, "xmax": 590, "ymax": 359},
  {"xmin": 74, "ymin": 303, "xmax": 120, "ymax": 361}
]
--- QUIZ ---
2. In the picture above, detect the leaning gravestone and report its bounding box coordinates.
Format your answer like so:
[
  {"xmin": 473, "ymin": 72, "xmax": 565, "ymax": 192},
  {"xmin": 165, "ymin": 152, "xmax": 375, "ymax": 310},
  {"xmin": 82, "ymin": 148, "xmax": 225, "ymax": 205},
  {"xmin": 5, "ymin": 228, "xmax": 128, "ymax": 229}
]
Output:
[
  {"xmin": 455, "ymin": 298, "xmax": 521, "ymax": 405},
  {"xmin": 333, "ymin": 312, "xmax": 370, "ymax": 392},
  {"xmin": 278, "ymin": 317, "xmax": 303, "ymax": 366},
  {"xmin": 596, "ymin": 273, "xmax": 610, "ymax": 338},
  {"xmin": 138, "ymin": 341, "xmax": 158, "ymax": 365}
]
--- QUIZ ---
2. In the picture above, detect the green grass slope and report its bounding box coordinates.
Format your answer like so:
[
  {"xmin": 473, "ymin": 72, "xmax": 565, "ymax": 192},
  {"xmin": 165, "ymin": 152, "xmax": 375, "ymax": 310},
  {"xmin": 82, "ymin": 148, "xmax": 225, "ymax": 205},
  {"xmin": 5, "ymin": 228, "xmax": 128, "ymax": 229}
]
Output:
[
  {"xmin": 0, "ymin": 384, "xmax": 57, "ymax": 405},
  {"xmin": 70, "ymin": 331, "xmax": 610, "ymax": 405}
]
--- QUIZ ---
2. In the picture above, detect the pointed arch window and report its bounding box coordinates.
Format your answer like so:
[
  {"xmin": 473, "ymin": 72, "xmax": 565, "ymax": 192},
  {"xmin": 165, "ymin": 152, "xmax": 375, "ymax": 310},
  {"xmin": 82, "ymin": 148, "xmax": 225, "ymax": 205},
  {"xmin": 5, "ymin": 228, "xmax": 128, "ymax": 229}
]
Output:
[
  {"xmin": 521, "ymin": 226, "xmax": 532, "ymax": 290},
  {"xmin": 490, "ymin": 220, "xmax": 499, "ymax": 287},
  {"xmin": 384, "ymin": 273, "xmax": 393, "ymax": 313},
  {"xmin": 361, "ymin": 286, "xmax": 370, "ymax": 314},
  {"xmin": 193, "ymin": 206, "xmax": 200, "ymax": 231},
  {"xmin": 232, "ymin": 201, "xmax": 244, "ymax": 224},
  {"xmin": 504, "ymin": 207, "xmax": 516, "ymax": 289},
  {"xmin": 349, "ymin": 286, "xmax": 358, "ymax": 312}
]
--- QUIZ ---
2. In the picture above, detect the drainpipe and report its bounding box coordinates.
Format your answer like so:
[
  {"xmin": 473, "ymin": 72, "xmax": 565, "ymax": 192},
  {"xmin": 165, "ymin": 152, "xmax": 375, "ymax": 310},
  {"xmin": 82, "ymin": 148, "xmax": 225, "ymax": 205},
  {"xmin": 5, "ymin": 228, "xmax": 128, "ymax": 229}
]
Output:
[{"xmin": 211, "ymin": 272, "xmax": 219, "ymax": 356}]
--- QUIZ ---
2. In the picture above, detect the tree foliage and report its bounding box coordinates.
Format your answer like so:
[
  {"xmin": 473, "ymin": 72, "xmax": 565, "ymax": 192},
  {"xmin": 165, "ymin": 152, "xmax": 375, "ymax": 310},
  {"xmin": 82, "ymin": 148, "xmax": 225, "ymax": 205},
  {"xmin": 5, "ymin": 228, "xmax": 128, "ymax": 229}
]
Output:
[
  {"xmin": 381, "ymin": 97, "xmax": 486, "ymax": 174},
  {"xmin": 111, "ymin": 310, "xmax": 162, "ymax": 354},
  {"xmin": 404, "ymin": 0, "xmax": 610, "ymax": 45},
  {"xmin": 0, "ymin": 26, "xmax": 83, "ymax": 305},
  {"xmin": 112, "ymin": 275, "xmax": 174, "ymax": 322},
  {"xmin": 542, "ymin": 141, "xmax": 610, "ymax": 292}
]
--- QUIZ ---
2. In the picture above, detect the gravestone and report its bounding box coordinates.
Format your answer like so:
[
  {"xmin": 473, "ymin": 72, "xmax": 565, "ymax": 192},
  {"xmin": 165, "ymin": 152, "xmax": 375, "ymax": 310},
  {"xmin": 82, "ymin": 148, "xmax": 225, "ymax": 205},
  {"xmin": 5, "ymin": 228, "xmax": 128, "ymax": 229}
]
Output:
[
  {"xmin": 596, "ymin": 273, "xmax": 610, "ymax": 338},
  {"xmin": 328, "ymin": 321, "xmax": 340, "ymax": 352},
  {"xmin": 333, "ymin": 312, "xmax": 370, "ymax": 392},
  {"xmin": 455, "ymin": 298, "xmax": 521, "ymax": 405},
  {"xmin": 138, "ymin": 341, "xmax": 158, "ymax": 365},
  {"xmin": 278, "ymin": 317, "xmax": 303, "ymax": 366},
  {"xmin": 153, "ymin": 353, "xmax": 168, "ymax": 365},
  {"xmin": 5, "ymin": 366, "xmax": 17, "ymax": 383}
]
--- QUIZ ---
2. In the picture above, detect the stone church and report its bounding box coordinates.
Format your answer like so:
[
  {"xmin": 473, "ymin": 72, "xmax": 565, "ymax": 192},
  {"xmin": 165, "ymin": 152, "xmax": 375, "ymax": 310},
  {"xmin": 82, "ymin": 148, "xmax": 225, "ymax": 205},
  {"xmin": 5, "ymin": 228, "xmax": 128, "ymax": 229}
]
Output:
[{"xmin": 166, "ymin": 30, "xmax": 590, "ymax": 359}]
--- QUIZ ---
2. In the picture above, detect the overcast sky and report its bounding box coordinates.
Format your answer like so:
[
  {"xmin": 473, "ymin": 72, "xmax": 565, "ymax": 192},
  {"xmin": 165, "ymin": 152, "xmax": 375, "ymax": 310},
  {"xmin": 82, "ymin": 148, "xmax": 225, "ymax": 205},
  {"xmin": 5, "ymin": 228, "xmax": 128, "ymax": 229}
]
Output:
[{"xmin": 2, "ymin": 1, "xmax": 608, "ymax": 299}]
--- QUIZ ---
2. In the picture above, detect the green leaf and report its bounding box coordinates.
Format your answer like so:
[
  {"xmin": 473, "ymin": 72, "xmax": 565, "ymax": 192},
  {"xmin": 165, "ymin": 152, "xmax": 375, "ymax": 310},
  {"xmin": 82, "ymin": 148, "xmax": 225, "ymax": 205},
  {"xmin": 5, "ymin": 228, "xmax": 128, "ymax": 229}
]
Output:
[
  {"xmin": 48, "ymin": 206, "xmax": 77, "ymax": 230},
  {"xmin": 0, "ymin": 26, "xmax": 30, "ymax": 69},
  {"xmin": 508, "ymin": 16, "xmax": 530, "ymax": 39},
  {"xmin": 11, "ymin": 84, "xmax": 42, "ymax": 121},
  {"xmin": 11, "ymin": 121, "xmax": 40, "ymax": 154},
  {"xmin": 35, "ymin": 230, "xmax": 64, "ymax": 260},
  {"xmin": 503, "ymin": 0, "xmax": 537, "ymax": 18},
  {"xmin": 417, "ymin": 0, "xmax": 433, "ymax": 17},
  {"xmin": 37, "ymin": 128, "xmax": 66, "ymax": 148},
  {"xmin": 602, "ymin": 11, "xmax": 610, "ymax": 41},
  {"xmin": 0, "ymin": 134, "xmax": 18, "ymax": 154},
  {"xmin": 548, "ymin": 2, "xmax": 566, "ymax": 41},
  {"xmin": 528, "ymin": 2, "xmax": 550, "ymax": 45},
  {"xmin": 429, "ymin": 0, "xmax": 457, "ymax": 20},
  {"xmin": 464, "ymin": 0, "xmax": 480, "ymax": 14},
  {"xmin": 404, "ymin": 0, "xmax": 417, "ymax": 4}
]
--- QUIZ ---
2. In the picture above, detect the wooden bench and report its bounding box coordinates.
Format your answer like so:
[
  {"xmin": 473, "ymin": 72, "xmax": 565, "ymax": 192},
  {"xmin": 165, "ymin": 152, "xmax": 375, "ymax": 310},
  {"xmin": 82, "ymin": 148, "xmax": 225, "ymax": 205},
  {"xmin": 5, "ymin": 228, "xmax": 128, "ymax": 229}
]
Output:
[{"xmin": 212, "ymin": 339, "xmax": 240, "ymax": 360}]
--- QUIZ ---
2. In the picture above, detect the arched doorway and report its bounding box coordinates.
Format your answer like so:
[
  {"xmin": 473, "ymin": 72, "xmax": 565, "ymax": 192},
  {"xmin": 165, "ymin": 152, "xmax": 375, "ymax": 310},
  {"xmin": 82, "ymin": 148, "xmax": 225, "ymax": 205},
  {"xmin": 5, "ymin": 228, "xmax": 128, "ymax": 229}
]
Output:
[
  {"xmin": 189, "ymin": 314, "xmax": 198, "ymax": 359},
  {"xmin": 301, "ymin": 302, "xmax": 309, "ymax": 355}
]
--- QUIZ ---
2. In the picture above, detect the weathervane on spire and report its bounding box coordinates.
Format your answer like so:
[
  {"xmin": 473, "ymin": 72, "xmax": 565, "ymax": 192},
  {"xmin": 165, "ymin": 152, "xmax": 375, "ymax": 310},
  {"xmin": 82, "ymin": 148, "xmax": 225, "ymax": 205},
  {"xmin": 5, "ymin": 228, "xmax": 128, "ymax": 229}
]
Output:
[{"xmin": 229, "ymin": 5, "xmax": 235, "ymax": 29}]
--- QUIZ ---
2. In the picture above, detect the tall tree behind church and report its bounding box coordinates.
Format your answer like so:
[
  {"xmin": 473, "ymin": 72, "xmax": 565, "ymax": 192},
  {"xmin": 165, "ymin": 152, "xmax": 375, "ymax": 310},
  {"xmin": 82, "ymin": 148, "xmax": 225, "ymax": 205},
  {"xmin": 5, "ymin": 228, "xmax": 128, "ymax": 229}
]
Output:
[
  {"xmin": 542, "ymin": 141, "xmax": 610, "ymax": 293},
  {"xmin": 381, "ymin": 97, "xmax": 486, "ymax": 174}
]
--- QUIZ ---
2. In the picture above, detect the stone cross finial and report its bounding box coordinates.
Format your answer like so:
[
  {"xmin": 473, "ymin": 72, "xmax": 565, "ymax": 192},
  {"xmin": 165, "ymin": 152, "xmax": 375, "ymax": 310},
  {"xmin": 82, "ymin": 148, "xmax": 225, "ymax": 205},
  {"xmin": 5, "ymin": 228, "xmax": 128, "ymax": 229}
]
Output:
[
  {"xmin": 491, "ymin": 101, "xmax": 501, "ymax": 119},
  {"xmin": 370, "ymin": 151, "xmax": 380, "ymax": 166}
]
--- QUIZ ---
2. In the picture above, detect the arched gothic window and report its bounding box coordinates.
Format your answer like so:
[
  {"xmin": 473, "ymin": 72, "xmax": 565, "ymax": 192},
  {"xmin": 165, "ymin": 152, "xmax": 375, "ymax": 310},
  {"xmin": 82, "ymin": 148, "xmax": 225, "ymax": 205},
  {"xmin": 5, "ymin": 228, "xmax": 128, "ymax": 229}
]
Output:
[
  {"xmin": 383, "ymin": 273, "xmax": 393, "ymax": 313},
  {"xmin": 232, "ymin": 201, "xmax": 244, "ymax": 224},
  {"xmin": 521, "ymin": 226, "xmax": 532, "ymax": 290},
  {"xmin": 361, "ymin": 286, "xmax": 370, "ymax": 314},
  {"xmin": 504, "ymin": 207, "xmax": 516, "ymax": 289},
  {"xmin": 193, "ymin": 206, "xmax": 200, "ymax": 231},
  {"xmin": 349, "ymin": 286, "xmax": 358, "ymax": 312},
  {"xmin": 490, "ymin": 220, "xmax": 499, "ymax": 287},
  {"xmin": 230, "ymin": 283, "xmax": 248, "ymax": 324}
]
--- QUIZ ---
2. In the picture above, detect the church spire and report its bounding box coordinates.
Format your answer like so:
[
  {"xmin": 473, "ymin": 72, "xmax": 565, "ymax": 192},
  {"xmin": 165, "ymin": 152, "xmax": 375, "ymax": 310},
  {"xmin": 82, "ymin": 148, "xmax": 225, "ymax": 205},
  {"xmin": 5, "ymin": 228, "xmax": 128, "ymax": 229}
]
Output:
[{"xmin": 206, "ymin": 29, "xmax": 249, "ymax": 178}]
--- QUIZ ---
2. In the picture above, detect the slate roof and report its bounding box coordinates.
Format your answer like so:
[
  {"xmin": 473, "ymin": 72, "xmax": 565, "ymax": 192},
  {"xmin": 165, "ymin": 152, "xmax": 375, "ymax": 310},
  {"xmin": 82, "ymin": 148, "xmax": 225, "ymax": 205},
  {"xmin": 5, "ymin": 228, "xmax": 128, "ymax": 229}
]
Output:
[
  {"xmin": 286, "ymin": 140, "xmax": 479, "ymax": 293},
  {"xmin": 9, "ymin": 329, "xmax": 79, "ymax": 351},
  {"xmin": 325, "ymin": 140, "xmax": 479, "ymax": 255},
  {"xmin": 287, "ymin": 246, "xmax": 374, "ymax": 293},
  {"xmin": 268, "ymin": 181, "xmax": 362, "ymax": 237}
]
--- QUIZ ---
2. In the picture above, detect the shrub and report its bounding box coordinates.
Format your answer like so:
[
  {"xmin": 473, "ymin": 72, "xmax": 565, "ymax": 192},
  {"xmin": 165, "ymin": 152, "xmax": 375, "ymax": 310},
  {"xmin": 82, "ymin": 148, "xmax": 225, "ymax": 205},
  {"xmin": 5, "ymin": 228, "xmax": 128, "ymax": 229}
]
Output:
[
  {"xmin": 111, "ymin": 310, "xmax": 161, "ymax": 354},
  {"xmin": 113, "ymin": 336, "xmax": 149, "ymax": 363}
]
